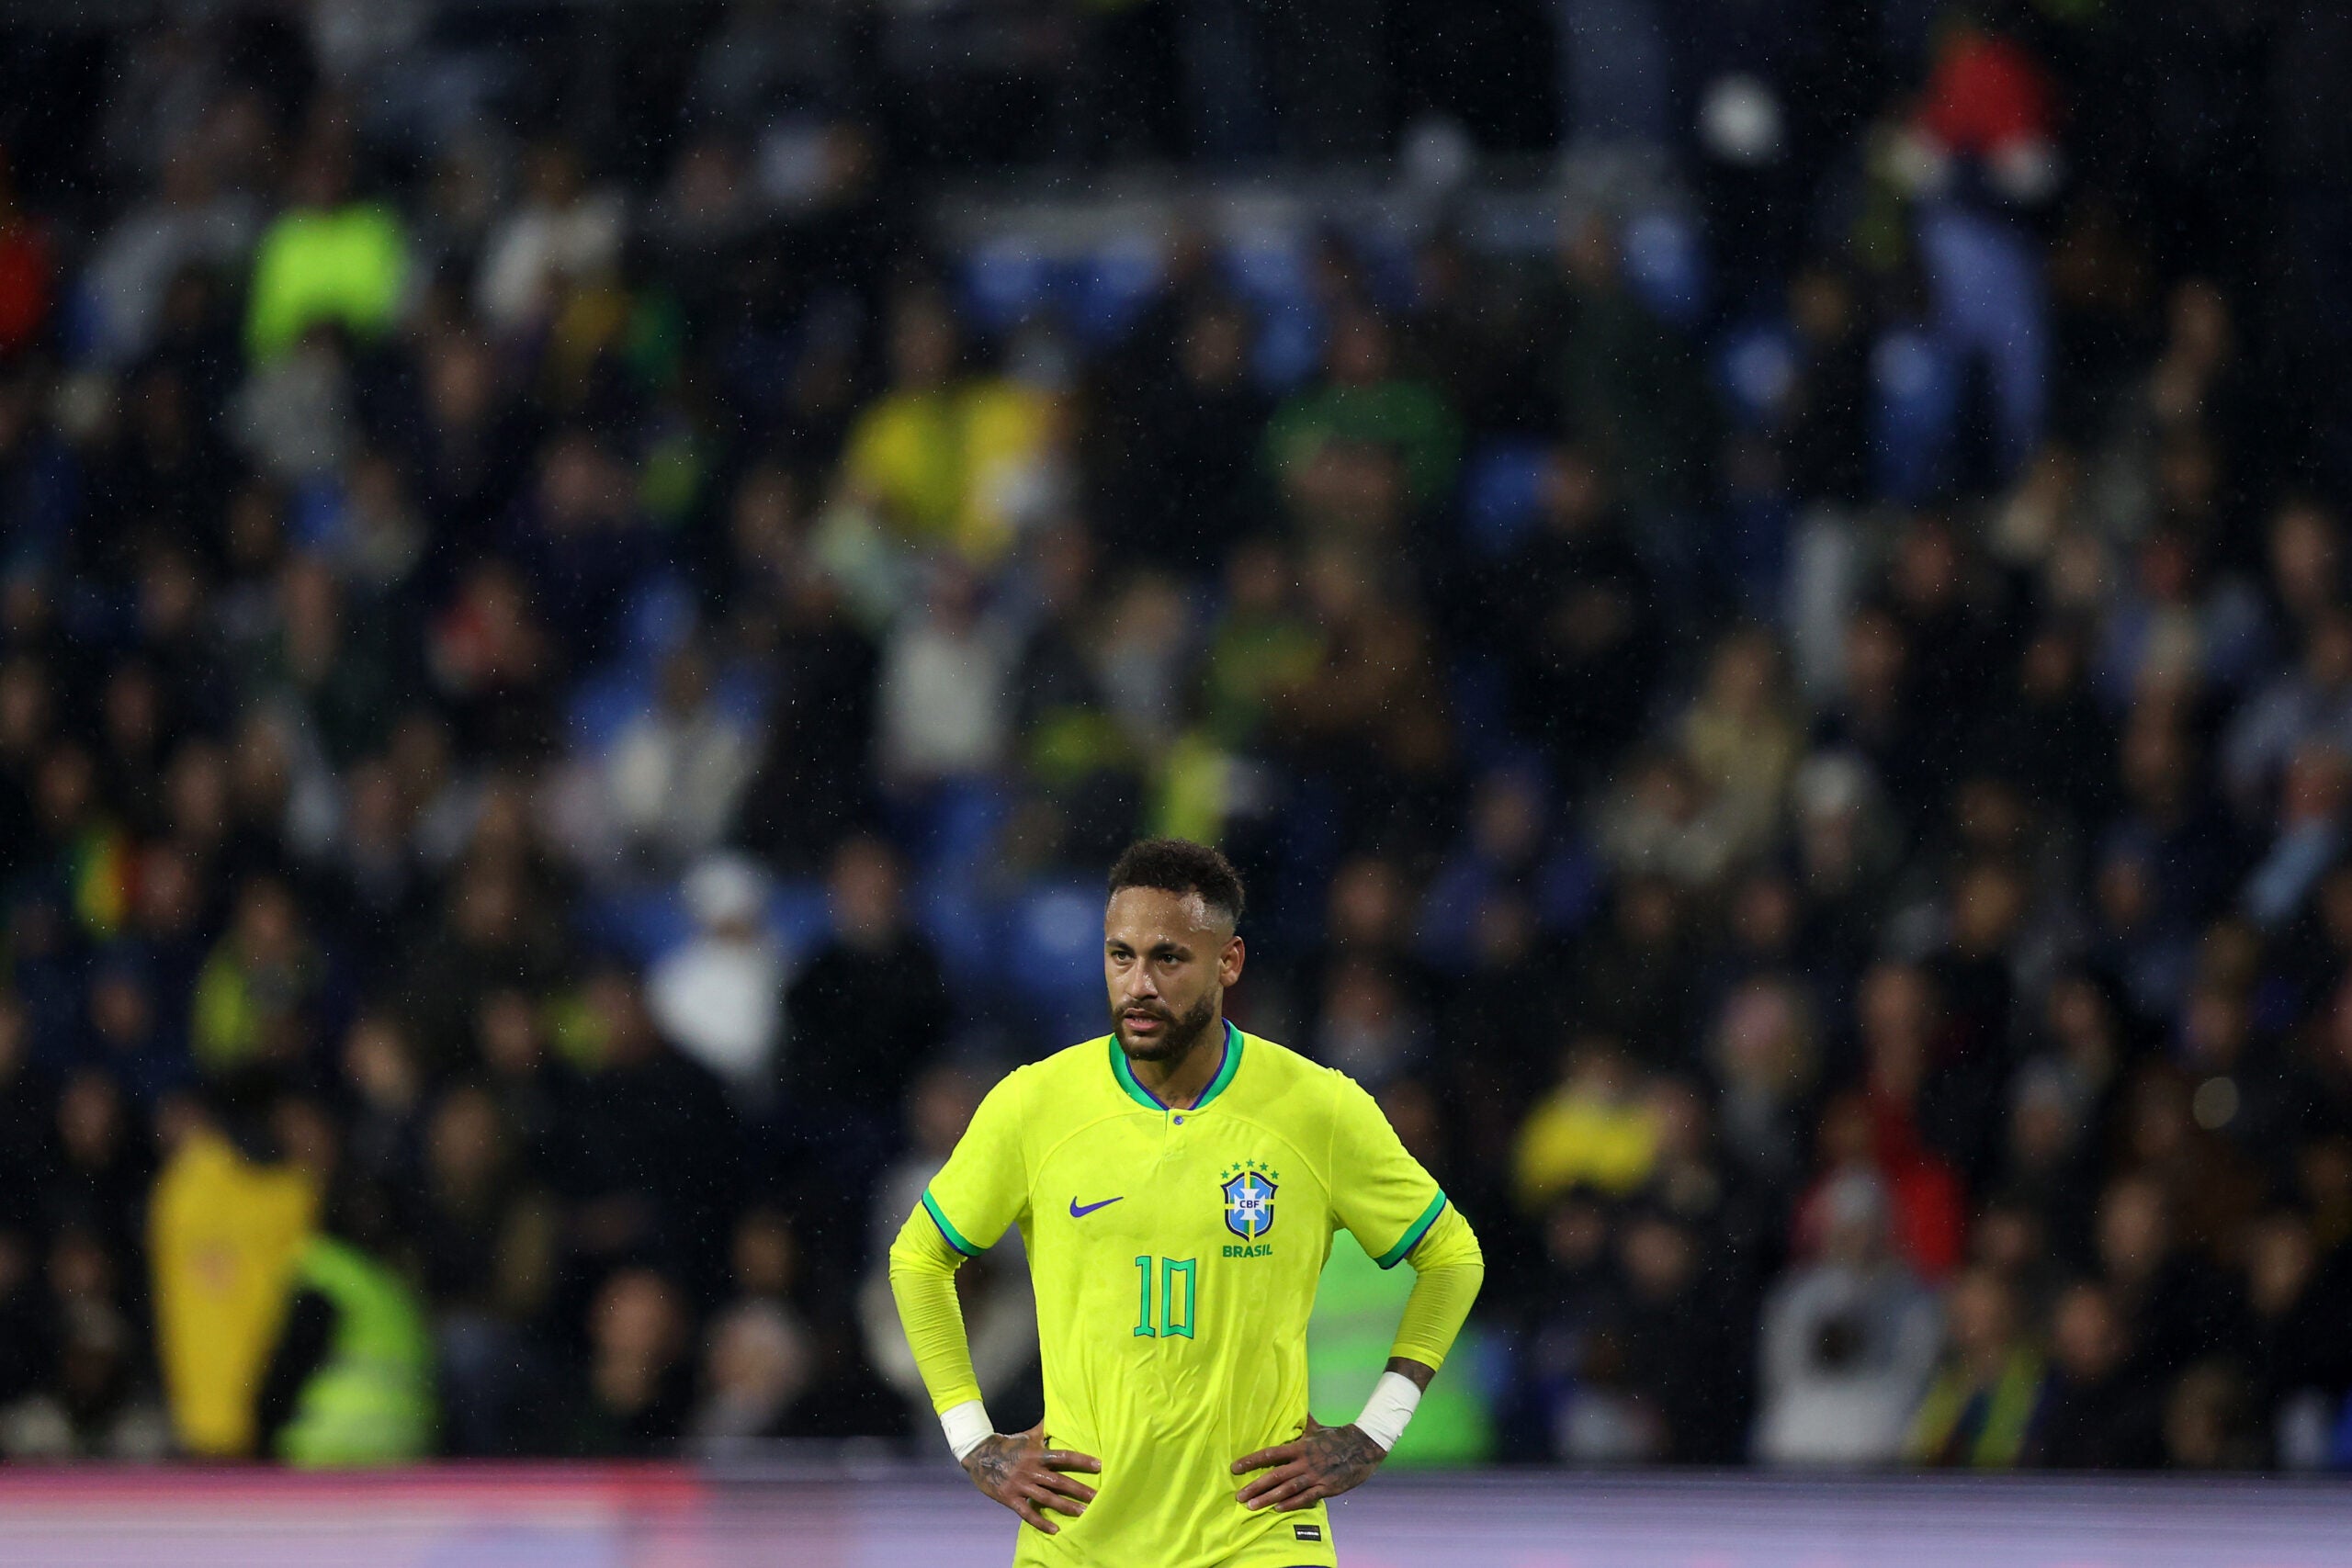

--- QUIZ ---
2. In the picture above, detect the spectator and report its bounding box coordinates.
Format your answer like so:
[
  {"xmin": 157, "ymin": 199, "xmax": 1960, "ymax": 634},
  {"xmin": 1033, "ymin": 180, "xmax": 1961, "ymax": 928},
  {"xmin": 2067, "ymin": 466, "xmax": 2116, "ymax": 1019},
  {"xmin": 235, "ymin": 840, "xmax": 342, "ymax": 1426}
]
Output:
[
  {"xmin": 783, "ymin": 838, "xmax": 950, "ymax": 1224},
  {"xmin": 1093, "ymin": 289, "xmax": 1270, "ymax": 573},
  {"xmin": 1417, "ymin": 768, "xmax": 1563, "ymax": 974},
  {"xmin": 553, "ymin": 968, "xmax": 741, "ymax": 1304},
  {"xmin": 688, "ymin": 1298, "xmax": 813, "ymax": 1456},
  {"xmin": 1512, "ymin": 1037, "xmax": 1660, "ymax": 1212},
  {"xmin": 427, "ymin": 561, "xmax": 560, "ymax": 763},
  {"xmin": 2222, "ymin": 609, "xmax": 2352, "ymax": 819},
  {"xmin": 233, "ymin": 321, "xmax": 356, "ymax": 482},
  {"xmin": 1905, "ymin": 1268, "xmax": 2049, "ymax": 1467},
  {"xmin": 1199, "ymin": 538, "xmax": 1323, "ymax": 755},
  {"xmin": 594, "ymin": 647, "xmax": 760, "ymax": 880},
  {"xmin": 1776, "ymin": 264, "xmax": 1874, "ymax": 514},
  {"xmin": 1849, "ymin": 964, "xmax": 1972, "ymax": 1276},
  {"xmin": 319, "ymin": 450, "xmax": 427, "ymax": 606},
  {"xmin": 2163, "ymin": 1359, "xmax": 2264, "ymax": 1470},
  {"xmin": 1609, "ymin": 1207, "xmax": 1749, "ymax": 1463},
  {"xmin": 2093, "ymin": 1174, "xmax": 2241, "ymax": 1384},
  {"xmin": 648, "ymin": 854, "xmax": 787, "ymax": 1110},
  {"xmin": 1896, "ymin": 11, "xmax": 2061, "ymax": 477},
  {"xmin": 2031, "ymin": 1281, "xmax": 2165, "ymax": 1469},
  {"xmin": 2265, "ymin": 500, "xmax": 2345, "ymax": 637},
  {"xmin": 85, "ymin": 151, "xmax": 256, "ymax": 368},
  {"xmin": 253, "ymin": 1214, "xmax": 435, "ymax": 1468},
  {"xmin": 335, "ymin": 1010, "xmax": 424, "ymax": 1207},
  {"xmin": 245, "ymin": 556, "xmax": 398, "ymax": 768},
  {"xmin": 874, "ymin": 560, "xmax": 1018, "ymax": 792},
  {"xmin": 1544, "ymin": 213, "xmax": 1716, "ymax": 518},
  {"xmin": 470, "ymin": 989, "xmax": 570, "ymax": 1200},
  {"xmin": 2238, "ymin": 1211, "xmax": 2347, "ymax": 1465},
  {"xmin": 1974, "ymin": 622, "xmax": 2117, "ymax": 832},
  {"xmin": 1754, "ymin": 1170, "xmax": 1942, "ymax": 1466},
  {"xmin": 1679, "ymin": 624, "xmax": 1803, "ymax": 863},
  {"xmin": 1998, "ymin": 1058, "xmax": 2099, "ymax": 1265},
  {"xmin": 0, "ymin": 158, "xmax": 55, "ymax": 357},
  {"xmin": 1709, "ymin": 976, "xmax": 1818, "ymax": 1191},
  {"xmin": 310, "ymin": 756, "xmax": 424, "ymax": 968},
  {"xmin": 2096, "ymin": 528, "xmax": 2271, "ymax": 715},
  {"xmin": 503, "ymin": 431, "xmax": 662, "ymax": 673},
  {"xmin": 50, "ymin": 1071, "xmax": 154, "ymax": 1262},
  {"xmin": 1599, "ymin": 749, "xmax": 1743, "ymax": 890},
  {"xmin": 558, "ymin": 1267, "xmax": 693, "ymax": 1457},
  {"xmin": 1264, "ymin": 300, "xmax": 1459, "ymax": 514},
  {"xmin": 1005, "ymin": 526, "xmax": 1146, "ymax": 867},
  {"xmin": 2242, "ymin": 744, "xmax": 2352, "ymax": 931},
  {"xmin": 0, "ymin": 1293, "xmax": 172, "ymax": 1461},
  {"xmin": 727, "ymin": 466, "xmax": 883, "ymax": 874},
  {"xmin": 394, "ymin": 858, "xmax": 569, "ymax": 1069},
  {"xmin": 1495, "ymin": 446, "xmax": 1663, "ymax": 788},
  {"xmin": 1269, "ymin": 547, "xmax": 1454, "ymax": 855},
  {"xmin": 149, "ymin": 1076, "xmax": 321, "ymax": 1458},
  {"xmin": 78, "ymin": 945, "xmax": 193, "ymax": 1115},
  {"xmin": 414, "ymin": 1080, "xmax": 556, "ymax": 1458},
  {"xmin": 190, "ymin": 875, "xmax": 322, "ymax": 1075},
  {"xmin": 475, "ymin": 142, "xmax": 624, "ymax": 335},
  {"xmin": 243, "ymin": 131, "xmax": 407, "ymax": 363},
  {"xmin": 1313, "ymin": 956, "xmax": 1430, "ymax": 1091},
  {"xmin": 1568, "ymin": 876, "xmax": 1702, "ymax": 1064},
  {"xmin": 405, "ymin": 333, "xmax": 533, "ymax": 541},
  {"xmin": 831, "ymin": 285, "xmax": 1059, "ymax": 575}
]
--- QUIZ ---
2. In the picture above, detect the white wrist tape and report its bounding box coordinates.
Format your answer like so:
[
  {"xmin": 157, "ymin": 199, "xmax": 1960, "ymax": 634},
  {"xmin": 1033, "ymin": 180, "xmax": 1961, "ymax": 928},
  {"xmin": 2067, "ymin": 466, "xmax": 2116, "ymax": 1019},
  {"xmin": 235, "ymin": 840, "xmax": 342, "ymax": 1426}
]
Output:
[
  {"xmin": 1353, "ymin": 1371, "xmax": 1422, "ymax": 1451},
  {"xmin": 942, "ymin": 1399, "xmax": 995, "ymax": 1462}
]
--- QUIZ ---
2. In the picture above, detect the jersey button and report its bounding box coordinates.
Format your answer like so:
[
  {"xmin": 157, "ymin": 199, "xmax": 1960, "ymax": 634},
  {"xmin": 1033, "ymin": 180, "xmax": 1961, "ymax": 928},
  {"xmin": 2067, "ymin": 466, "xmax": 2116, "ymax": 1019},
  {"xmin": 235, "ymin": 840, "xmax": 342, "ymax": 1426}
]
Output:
[{"xmin": 1173, "ymin": 1115, "xmax": 1185, "ymax": 1125}]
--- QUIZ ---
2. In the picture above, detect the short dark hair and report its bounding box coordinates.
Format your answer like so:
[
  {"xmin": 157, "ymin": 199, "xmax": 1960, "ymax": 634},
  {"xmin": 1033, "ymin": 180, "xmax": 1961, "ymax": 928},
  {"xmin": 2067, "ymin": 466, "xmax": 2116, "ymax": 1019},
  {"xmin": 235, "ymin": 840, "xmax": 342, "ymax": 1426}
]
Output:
[{"xmin": 1107, "ymin": 838, "xmax": 1246, "ymax": 929}]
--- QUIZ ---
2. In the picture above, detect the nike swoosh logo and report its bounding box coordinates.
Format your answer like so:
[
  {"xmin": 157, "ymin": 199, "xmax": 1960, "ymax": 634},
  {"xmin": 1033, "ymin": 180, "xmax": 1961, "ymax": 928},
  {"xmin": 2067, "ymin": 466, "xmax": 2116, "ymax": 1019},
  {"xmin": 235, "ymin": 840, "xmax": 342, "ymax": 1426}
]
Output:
[{"xmin": 1069, "ymin": 1196, "xmax": 1125, "ymax": 1218}]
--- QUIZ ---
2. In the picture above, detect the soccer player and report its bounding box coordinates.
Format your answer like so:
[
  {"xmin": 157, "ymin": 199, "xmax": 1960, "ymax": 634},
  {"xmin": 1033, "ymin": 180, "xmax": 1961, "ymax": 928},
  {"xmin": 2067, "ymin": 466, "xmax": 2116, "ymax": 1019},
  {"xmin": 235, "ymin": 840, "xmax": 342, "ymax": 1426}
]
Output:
[{"xmin": 889, "ymin": 838, "xmax": 1484, "ymax": 1567}]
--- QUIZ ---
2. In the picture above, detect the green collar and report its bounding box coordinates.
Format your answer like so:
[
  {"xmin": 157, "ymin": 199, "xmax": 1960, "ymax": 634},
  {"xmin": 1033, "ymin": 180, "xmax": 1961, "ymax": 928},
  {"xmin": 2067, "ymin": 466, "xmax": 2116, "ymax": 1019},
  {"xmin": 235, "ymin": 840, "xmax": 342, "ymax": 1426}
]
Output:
[{"xmin": 1110, "ymin": 1020, "xmax": 1243, "ymax": 1112}]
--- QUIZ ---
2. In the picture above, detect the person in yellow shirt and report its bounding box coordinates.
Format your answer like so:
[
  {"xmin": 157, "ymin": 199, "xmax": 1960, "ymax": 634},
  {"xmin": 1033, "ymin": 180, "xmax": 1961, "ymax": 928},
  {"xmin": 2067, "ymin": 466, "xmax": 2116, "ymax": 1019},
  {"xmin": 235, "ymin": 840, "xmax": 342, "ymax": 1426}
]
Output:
[
  {"xmin": 244, "ymin": 143, "xmax": 408, "ymax": 363},
  {"xmin": 149, "ymin": 1071, "xmax": 321, "ymax": 1456},
  {"xmin": 1510, "ymin": 1036, "xmax": 1661, "ymax": 1212},
  {"xmin": 889, "ymin": 839, "xmax": 1484, "ymax": 1568},
  {"xmin": 834, "ymin": 287, "xmax": 1057, "ymax": 569}
]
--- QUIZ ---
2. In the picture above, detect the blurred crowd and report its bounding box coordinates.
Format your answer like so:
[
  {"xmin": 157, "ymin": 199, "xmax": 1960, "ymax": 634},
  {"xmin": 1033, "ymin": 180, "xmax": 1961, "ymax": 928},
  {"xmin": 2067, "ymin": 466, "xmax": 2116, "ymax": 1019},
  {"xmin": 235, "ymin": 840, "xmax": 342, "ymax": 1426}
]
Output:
[{"xmin": 1, "ymin": 0, "xmax": 2351, "ymax": 1472}]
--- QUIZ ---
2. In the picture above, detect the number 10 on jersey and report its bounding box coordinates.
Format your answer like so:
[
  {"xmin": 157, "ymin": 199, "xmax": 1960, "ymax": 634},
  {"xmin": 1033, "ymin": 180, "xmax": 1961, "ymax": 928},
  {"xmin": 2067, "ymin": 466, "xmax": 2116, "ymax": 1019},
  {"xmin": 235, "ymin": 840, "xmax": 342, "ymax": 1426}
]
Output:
[{"xmin": 1133, "ymin": 1255, "xmax": 1196, "ymax": 1338}]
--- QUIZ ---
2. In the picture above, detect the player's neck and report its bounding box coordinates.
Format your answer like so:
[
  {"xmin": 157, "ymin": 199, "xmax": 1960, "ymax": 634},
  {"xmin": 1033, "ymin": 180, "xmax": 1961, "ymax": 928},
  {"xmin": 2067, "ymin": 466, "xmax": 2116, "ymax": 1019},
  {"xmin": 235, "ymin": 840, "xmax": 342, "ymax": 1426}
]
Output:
[{"xmin": 1129, "ymin": 1011, "xmax": 1227, "ymax": 1110}]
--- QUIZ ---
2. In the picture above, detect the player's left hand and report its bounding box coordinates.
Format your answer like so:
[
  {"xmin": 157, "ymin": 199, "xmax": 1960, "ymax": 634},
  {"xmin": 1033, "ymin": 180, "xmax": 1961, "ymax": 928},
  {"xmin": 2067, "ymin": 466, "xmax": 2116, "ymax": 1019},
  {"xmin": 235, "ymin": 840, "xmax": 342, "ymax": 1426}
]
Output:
[{"xmin": 1231, "ymin": 1415, "xmax": 1385, "ymax": 1512}]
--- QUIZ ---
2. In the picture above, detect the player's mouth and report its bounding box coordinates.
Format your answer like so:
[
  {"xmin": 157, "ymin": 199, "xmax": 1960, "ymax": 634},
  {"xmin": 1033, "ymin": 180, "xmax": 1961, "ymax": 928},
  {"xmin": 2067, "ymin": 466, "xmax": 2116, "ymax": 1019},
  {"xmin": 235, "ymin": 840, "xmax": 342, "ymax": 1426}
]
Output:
[{"xmin": 1122, "ymin": 1008, "xmax": 1170, "ymax": 1036}]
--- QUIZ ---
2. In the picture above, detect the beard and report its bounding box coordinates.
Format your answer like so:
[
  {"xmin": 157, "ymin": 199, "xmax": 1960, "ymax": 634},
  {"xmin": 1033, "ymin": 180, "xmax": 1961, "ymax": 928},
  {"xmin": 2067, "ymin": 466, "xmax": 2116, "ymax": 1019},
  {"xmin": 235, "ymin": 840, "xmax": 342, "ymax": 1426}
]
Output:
[{"xmin": 1114, "ymin": 987, "xmax": 1221, "ymax": 1064}]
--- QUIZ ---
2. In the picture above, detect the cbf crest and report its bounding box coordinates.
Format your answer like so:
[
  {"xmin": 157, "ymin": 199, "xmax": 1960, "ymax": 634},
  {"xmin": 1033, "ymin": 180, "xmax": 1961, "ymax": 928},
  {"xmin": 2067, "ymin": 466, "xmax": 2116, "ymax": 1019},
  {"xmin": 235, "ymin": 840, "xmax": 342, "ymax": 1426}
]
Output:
[{"xmin": 1220, "ymin": 1159, "xmax": 1278, "ymax": 1239}]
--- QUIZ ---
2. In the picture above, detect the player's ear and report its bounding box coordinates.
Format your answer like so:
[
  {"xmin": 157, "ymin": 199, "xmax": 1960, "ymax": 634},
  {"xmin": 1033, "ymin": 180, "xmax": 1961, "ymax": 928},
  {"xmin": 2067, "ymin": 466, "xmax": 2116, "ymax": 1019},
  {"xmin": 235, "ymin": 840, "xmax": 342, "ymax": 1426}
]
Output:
[{"xmin": 1220, "ymin": 933, "xmax": 1245, "ymax": 987}]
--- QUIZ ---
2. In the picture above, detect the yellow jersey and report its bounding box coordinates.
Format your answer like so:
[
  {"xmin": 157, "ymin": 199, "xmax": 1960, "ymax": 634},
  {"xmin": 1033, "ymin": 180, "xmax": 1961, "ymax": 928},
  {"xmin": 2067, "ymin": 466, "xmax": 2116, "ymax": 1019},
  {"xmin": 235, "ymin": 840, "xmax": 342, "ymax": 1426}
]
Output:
[
  {"xmin": 150, "ymin": 1132, "xmax": 320, "ymax": 1455},
  {"xmin": 840, "ymin": 378, "xmax": 1056, "ymax": 563},
  {"xmin": 900, "ymin": 1024, "xmax": 1455, "ymax": 1568}
]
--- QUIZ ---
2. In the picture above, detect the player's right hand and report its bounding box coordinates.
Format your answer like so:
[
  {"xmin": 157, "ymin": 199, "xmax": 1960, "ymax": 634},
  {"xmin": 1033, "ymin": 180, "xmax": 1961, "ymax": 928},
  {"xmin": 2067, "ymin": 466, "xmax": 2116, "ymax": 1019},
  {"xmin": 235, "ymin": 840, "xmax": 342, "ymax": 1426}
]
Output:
[{"xmin": 960, "ymin": 1424, "xmax": 1102, "ymax": 1535}]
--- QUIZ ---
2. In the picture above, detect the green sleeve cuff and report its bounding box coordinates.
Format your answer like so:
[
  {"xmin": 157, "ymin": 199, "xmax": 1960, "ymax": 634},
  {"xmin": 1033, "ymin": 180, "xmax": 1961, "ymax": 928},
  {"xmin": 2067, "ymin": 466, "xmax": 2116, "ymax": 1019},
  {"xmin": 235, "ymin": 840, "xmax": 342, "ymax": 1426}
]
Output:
[
  {"xmin": 1374, "ymin": 1190, "xmax": 1449, "ymax": 1269},
  {"xmin": 922, "ymin": 1190, "xmax": 982, "ymax": 1258}
]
